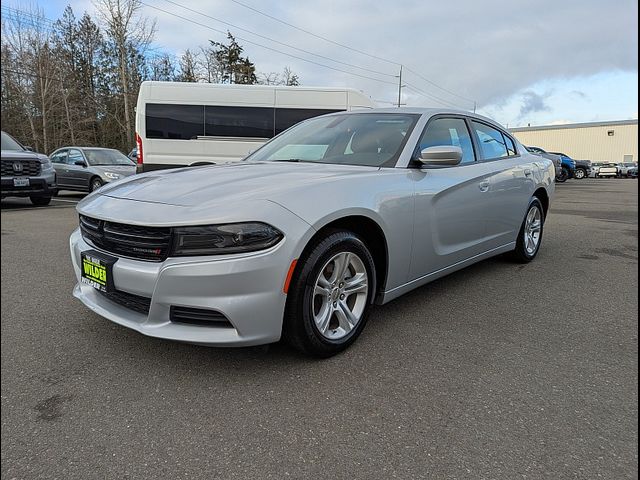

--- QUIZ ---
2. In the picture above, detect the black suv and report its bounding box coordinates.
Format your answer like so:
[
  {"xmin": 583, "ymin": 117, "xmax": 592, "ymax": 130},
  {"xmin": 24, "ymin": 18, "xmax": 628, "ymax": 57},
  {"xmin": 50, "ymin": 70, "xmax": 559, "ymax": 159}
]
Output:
[{"xmin": 1, "ymin": 131, "xmax": 57, "ymax": 205}]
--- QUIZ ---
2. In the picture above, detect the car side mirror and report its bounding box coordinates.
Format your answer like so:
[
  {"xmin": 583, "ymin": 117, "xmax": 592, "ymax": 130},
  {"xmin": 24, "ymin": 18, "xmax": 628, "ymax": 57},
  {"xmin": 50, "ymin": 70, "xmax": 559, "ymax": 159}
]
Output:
[
  {"xmin": 25, "ymin": 146, "xmax": 34, "ymax": 152},
  {"xmin": 75, "ymin": 160, "xmax": 87, "ymax": 167},
  {"xmin": 419, "ymin": 145, "xmax": 463, "ymax": 166}
]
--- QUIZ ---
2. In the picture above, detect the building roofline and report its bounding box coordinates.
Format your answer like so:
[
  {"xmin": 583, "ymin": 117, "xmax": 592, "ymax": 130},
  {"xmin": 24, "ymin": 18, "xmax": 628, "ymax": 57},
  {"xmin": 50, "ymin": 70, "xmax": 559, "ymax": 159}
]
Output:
[{"xmin": 509, "ymin": 119, "xmax": 638, "ymax": 132}]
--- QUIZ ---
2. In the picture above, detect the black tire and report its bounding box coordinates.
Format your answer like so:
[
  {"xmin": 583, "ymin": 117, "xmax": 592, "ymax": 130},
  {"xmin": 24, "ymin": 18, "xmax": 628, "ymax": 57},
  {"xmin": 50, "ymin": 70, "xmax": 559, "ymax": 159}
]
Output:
[
  {"xmin": 30, "ymin": 196, "xmax": 52, "ymax": 206},
  {"xmin": 89, "ymin": 177, "xmax": 103, "ymax": 192},
  {"xmin": 283, "ymin": 230, "xmax": 376, "ymax": 357},
  {"xmin": 511, "ymin": 197, "xmax": 545, "ymax": 263},
  {"xmin": 556, "ymin": 167, "xmax": 569, "ymax": 183},
  {"xmin": 574, "ymin": 168, "xmax": 586, "ymax": 179}
]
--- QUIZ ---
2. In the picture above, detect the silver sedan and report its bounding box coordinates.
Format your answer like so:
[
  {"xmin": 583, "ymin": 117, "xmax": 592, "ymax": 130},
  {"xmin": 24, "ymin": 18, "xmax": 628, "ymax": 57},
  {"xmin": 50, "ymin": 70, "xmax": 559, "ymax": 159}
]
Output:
[
  {"xmin": 69, "ymin": 108, "xmax": 555, "ymax": 357},
  {"xmin": 50, "ymin": 147, "xmax": 136, "ymax": 193}
]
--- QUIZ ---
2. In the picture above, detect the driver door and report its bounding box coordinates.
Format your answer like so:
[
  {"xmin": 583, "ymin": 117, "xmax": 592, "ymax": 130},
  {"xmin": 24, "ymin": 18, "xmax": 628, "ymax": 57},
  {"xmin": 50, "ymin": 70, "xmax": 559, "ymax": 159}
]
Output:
[
  {"xmin": 410, "ymin": 116, "xmax": 493, "ymax": 279},
  {"xmin": 65, "ymin": 149, "xmax": 90, "ymax": 189}
]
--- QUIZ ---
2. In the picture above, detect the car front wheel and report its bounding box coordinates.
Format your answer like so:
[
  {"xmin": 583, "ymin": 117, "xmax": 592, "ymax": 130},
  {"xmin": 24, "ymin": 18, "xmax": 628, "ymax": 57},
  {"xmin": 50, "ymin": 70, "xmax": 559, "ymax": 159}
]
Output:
[
  {"xmin": 574, "ymin": 168, "xmax": 586, "ymax": 179},
  {"xmin": 283, "ymin": 230, "xmax": 376, "ymax": 357},
  {"xmin": 90, "ymin": 177, "xmax": 103, "ymax": 192},
  {"xmin": 512, "ymin": 198, "xmax": 545, "ymax": 263}
]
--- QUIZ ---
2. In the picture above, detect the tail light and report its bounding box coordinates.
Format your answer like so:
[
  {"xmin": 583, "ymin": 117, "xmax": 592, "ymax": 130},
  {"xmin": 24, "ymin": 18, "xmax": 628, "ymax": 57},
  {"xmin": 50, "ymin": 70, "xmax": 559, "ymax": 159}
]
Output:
[{"xmin": 135, "ymin": 132, "xmax": 143, "ymax": 165}]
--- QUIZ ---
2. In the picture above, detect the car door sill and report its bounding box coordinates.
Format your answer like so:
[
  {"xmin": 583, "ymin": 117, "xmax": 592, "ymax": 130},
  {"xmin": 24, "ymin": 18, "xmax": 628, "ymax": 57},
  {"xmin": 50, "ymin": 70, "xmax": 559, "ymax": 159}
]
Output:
[{"xmin": 378, "ymin": 242, "xmax": 516, "ymax": 304}]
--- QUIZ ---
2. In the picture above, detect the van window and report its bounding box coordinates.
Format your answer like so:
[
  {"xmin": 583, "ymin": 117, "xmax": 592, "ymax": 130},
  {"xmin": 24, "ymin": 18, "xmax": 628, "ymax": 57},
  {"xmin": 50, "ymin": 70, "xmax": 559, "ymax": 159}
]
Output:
[
  {"xmin": 146, "ymin": 104, "xmax": 204, "ymax": 139},
  {"xmin": 275, "ymin": 108, "xmax": 343, "ymax": 135},
  {"xmin": 205, "ymin": 106, "xmax": 274, "ymax": 138}
]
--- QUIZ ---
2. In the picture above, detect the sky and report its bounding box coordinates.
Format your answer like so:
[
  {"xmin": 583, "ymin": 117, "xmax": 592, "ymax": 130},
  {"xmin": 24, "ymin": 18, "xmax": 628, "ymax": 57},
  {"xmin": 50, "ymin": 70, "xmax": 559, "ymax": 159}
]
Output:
[{"xmin": 6, "ymin": 0, "xmax": 639, "ymax": 127}]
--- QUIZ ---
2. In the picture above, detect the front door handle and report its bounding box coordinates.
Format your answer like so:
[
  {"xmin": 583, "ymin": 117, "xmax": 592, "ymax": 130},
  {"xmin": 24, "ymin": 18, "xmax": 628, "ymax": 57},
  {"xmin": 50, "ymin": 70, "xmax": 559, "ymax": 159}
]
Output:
[{"xmin": 479, "ymin": 181, "xmax": 490, "ymax": 192}]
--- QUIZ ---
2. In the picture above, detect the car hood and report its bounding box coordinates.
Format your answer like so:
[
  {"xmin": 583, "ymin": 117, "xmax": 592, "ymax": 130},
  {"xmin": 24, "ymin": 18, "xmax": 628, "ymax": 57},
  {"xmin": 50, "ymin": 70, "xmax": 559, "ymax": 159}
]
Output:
[
  {"xmin": 95, "ymin": 161, "xmax": 380, "ymax": 207},
  {"xmin": 1, "ymin": 150, "xmax": 47, "ymax": 162}
]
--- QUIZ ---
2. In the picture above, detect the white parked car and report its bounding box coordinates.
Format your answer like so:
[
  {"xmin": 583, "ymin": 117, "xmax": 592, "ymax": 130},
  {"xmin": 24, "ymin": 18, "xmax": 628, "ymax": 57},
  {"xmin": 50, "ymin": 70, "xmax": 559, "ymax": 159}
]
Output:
[{"xmin": 594, "ymin": 163, "xmax": 618, "ymax": 178}]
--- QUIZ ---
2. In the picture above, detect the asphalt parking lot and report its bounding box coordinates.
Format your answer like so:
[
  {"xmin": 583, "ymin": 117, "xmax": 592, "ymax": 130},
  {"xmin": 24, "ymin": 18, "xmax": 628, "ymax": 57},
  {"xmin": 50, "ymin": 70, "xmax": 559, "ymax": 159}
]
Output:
[{"xmin": 1, "ymin": 180, "xmax": 637, "ymax": 479}]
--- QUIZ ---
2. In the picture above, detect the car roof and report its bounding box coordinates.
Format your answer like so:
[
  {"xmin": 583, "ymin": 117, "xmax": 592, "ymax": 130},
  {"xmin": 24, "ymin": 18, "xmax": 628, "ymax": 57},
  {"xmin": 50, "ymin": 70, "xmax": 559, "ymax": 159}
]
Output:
[{"xmin": 328, "ymin": 107, "xmax": 508, "ymax": 131}]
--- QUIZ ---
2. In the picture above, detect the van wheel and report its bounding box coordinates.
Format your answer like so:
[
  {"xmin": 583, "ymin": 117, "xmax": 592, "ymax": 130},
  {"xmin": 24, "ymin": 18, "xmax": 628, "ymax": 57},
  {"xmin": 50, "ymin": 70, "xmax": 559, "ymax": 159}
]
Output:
[{"xmin": 283, "ymin": 230, "xmax": 376, "ymax": 357}]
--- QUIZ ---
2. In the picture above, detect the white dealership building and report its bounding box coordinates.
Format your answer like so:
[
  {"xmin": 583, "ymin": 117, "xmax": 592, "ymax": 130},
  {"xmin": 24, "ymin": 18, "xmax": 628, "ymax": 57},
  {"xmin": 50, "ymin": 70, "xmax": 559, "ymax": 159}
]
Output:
[{"xmin": 510, "ymin": 119, "xmax": 638, "ymax": 163}]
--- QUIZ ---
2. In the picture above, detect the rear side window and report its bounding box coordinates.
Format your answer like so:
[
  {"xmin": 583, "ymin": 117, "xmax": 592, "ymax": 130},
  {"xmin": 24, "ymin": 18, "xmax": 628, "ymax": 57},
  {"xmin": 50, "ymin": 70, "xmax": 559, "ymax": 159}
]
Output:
[
  {"xmin": 50, "ymin": 150, "xmax": 68, "ymax": 164},
  {"xmin": 471, "ymin": 121, "xmax": 509, "ymax": 160},
  {"xmin": 205, "ymin": 106, "xmax": 274, "ymax": 138},
  {"xmin": 504, "ymin": 135, "xmax": 517, "ymax": 155},
  {"xmin": 146, "ymin": 104, "xmax": 204, "ymax": 139},
  {"xmin": 418, "ymin": 117, "xmax": 476, "ymax": 164},
  {"xmin": 275, "ymin": 108, "xmax": 343, "ymax": 135}
]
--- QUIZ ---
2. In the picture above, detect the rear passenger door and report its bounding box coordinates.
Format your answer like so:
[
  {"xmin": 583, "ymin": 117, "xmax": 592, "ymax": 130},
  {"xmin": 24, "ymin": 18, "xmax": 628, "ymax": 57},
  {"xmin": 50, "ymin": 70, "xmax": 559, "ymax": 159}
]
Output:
[
  {"xmin": 470, "ymin": 120, "xmax": 535, "ymax": 248},
  {"xmin": 49, "ymin": 149, "xmax": 69, "ymax": 186}
]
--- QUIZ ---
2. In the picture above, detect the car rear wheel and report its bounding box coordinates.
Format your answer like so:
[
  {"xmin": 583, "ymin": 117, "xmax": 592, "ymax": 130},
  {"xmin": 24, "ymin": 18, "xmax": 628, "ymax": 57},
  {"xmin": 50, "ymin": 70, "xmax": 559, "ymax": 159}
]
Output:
[
  {"xmin": 574, "ymin": 168, "xmax": 586, "ymax": 179},
  {"xmin": 90, "ymin": 177, "xmax": 103, "ymax": 192},
  {"xmin": 30, "ymin": 196, "xmax": 52, "ymax": 206},
  {"xmin": 512, "ymin": 198, "xmax": 544, "ymax": 263},
  {"xmin": 283, "ymin": 230, "xmax": 376, "ymax": 357}
]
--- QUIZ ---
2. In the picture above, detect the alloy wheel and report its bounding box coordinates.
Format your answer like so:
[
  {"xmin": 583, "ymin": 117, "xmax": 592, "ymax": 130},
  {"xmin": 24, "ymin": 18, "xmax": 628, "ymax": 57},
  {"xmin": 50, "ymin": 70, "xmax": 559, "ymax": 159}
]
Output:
[
  {"xmin": 524, "ymin": 206, "xmax": 542, "ymax": 255},
  {"xmin": 312, "ymin": 251, "xmax": 369, "ymax": 340}
]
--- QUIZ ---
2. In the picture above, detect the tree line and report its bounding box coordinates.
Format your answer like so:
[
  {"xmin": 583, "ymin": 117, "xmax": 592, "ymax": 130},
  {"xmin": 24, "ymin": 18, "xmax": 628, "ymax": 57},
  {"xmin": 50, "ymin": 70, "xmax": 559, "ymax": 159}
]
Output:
[{"xmin": 0, "ymin": 0, "xmax": 300, "ymax": 154}]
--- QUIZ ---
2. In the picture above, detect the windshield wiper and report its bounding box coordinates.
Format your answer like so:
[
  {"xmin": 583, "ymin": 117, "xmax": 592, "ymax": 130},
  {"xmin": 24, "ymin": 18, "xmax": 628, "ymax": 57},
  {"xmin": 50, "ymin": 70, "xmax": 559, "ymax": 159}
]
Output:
[{"xmin": 272, "ymin": 158, "xmax": 302, "ymax": 162}]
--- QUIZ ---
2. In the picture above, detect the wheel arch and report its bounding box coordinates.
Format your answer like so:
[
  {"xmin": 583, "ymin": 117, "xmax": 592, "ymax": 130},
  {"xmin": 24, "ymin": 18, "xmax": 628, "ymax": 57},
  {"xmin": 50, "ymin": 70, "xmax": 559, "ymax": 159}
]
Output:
[
  {"xmin": 299, "ymin": 214, "xmax": 389, "ymax": 301},
  {"xmin": 533, "ymin": 187, "xmax": 549, "ymax": 217}
]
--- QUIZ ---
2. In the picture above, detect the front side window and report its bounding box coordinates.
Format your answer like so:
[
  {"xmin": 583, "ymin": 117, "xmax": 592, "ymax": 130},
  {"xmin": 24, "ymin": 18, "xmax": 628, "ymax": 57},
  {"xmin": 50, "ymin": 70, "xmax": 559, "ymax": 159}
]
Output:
[
  {"xmin": 146, "ymin": 104, "xmax": 204, "ymax": 139},
  {"xmin": 418, "ymin": 117, "xmax": 476, "ymax": 164},
  {"xmin": 472, "ymin": 121, "xmax": 509, "ymax": 160},
  {"xmin": 68, "ymin": 149, "xmax": 85, "ymax": 165},
  {"xmin": 247, "ymin": 113, "xmax": 418, "ymax": 167},
  {"xmin": 205, "ymin": 106, "xmax": 274, "ymax": 138}
]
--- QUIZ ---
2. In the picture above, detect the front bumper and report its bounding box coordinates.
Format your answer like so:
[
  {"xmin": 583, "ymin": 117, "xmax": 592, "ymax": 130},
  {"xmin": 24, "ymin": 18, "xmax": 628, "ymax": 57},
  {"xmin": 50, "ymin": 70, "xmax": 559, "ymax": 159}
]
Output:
[
  {"xmin": 70, "ymin": 220, "xmax": 307, "ymax": 346},
  {"xmin": 1, "ymin": 170, "xmax": 56, "ymax": 197}
]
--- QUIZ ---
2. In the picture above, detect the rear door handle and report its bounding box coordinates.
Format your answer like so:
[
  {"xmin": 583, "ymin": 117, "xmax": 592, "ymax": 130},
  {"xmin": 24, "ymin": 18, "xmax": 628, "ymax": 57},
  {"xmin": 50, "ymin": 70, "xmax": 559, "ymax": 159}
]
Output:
[
  {"xmin": 479, "ymin": 181, "xmax": 490, "ymax": 192},
  {"xmin": 524, "ymin": 169, "xmax": 533, "ymax": 177}
]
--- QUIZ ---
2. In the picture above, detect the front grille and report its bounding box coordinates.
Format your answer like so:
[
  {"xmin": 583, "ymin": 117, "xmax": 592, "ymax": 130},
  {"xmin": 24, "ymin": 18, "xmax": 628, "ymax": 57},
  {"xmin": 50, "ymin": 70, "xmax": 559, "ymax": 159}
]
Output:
[
  {"xmin": 97, "ymin": 289, "xmax": 151, "ymax": 315},
  {"xmin": 170, "ymin": 306, "xmax": 233, "ymax": 327},
  {"xmin": 80, "ymin": 215, "xmax": 172, "ymax": 262},
  {"xmin": 1, "ymin": 160, "xmax": 41, "ymax": 176}
]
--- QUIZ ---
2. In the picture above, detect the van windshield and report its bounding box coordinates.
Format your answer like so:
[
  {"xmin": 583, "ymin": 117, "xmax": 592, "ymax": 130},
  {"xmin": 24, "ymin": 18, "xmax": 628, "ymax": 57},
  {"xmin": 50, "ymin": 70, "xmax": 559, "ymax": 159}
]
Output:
[{"xmin": 245, "ymin": 113, "xmax": 419, "ymax": 168}]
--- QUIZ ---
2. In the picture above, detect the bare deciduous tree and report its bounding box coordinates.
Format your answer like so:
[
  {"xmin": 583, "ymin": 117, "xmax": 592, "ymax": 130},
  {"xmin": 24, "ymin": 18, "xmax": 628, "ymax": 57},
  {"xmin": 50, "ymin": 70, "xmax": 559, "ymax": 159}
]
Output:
[{"xmin": 93, "ymin": 0, "xmax": 155, "ymax": 145}]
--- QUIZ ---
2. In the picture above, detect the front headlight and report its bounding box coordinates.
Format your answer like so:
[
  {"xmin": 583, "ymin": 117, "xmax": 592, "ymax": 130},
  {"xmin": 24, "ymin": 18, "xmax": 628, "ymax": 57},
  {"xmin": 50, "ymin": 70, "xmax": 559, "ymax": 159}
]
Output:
[
  {"xmin": 104, "ymin": 172, "xmax": 121, "ymax": 180},
  {"xmin": 41, "ymin": 158, "xmax": 53, "ymax": 171},
  {"xmin": 172, "ymin": 222, "xmax": 284, "ymax": 256}
]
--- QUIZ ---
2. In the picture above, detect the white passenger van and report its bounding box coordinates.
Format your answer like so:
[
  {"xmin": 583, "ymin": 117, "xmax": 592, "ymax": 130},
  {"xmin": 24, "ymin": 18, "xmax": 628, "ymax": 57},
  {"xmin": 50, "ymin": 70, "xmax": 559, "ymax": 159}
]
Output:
[{"xmin": 134, "ymin": 81, "xmax": 376, "ymax": 172}]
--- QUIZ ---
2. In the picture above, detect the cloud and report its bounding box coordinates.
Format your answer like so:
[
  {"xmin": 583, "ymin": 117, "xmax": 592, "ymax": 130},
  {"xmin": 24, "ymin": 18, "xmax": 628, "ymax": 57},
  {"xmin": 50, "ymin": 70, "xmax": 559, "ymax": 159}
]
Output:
[
  {"xmin": 33, "ymin": 0, "xmax": 639, "ymax": 120},
  {"xmin": 519, "ymin": 91, "xmax": 551, "ymax": 118}
]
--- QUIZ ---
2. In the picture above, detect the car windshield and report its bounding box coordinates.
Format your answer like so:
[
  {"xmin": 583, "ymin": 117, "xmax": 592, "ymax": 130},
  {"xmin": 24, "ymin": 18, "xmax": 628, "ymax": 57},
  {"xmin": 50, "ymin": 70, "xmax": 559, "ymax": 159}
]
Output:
[
  {"xmin": 84, "ymin": 149, "xmax": 134, "ymax": 166},
  {"xmin": 245, "ymin": 113, "xmax": 419, "ymax": 167},
  {"xmin": 1, "ymin": 132, "xmax": 25, "ymax": 151}
]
